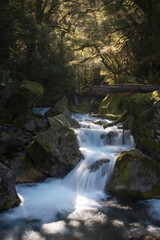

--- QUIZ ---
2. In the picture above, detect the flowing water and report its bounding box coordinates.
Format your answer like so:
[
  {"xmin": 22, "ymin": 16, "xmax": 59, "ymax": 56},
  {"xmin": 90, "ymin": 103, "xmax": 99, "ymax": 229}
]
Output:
[{"xmin": 0, "ymin": 113, "xmax": 160, "ymax": 240}]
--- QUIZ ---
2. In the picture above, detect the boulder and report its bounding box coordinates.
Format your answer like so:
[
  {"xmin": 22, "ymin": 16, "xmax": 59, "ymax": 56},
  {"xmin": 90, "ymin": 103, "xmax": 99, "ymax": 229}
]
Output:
[
  {"xmin": 127, "ymin": 91, "xmax": 160, "ymax": 162},
  {"xmin": 108, "ymin": 149, "xmax": 160, "ymax": 199},
  {"xmin": 90, "ymin": 159, "xmax": 110, "ymax": 172},
  {"xmin": 0, "ymin": 163, "xmax": 20, "ymax": 212},
  {"xmin": 21, "ymin": 80, "xmax": 44, "ymax": 101},
  {"xmin": 26, "ymin": 115, "xmax": 82, "ymax": 176},
  {"xmin": 13, "ymin": 112, "xmax": 47, "ymax": 132},
  {"xmin": 63, "ymin": 110, "xmax": 80, "ymax": 128},
  {"xmin": 98, "ymin": 95, "xmax": 128, "ymax": 120},
  {"xmin": 0, "ymin": 125, "xmax": 30, "ymax": 158},
  {"xmin": 45, "ymin": 96, "xmax": 68, "ymax": 117},
  {"xmin": 1, "ymin": 153, "xmax": 46, "ymax": 183}
]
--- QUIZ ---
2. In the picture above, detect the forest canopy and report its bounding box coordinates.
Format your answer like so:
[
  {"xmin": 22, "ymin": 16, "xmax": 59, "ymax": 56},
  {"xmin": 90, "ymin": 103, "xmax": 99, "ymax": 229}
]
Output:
[{"xmin": 0, "ymin": 0, "xmax": 160, "ymax": 99}]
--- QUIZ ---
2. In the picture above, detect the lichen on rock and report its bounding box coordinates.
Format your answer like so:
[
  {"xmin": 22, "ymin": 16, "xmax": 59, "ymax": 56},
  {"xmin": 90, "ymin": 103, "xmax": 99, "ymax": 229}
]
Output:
[
  {"xmin": 26, "ymin": 114, "xmax": 82, "ymax": 176},
  {"xmin": 108, "ymin": 149, "xmax": 160, "ymax": 199}
]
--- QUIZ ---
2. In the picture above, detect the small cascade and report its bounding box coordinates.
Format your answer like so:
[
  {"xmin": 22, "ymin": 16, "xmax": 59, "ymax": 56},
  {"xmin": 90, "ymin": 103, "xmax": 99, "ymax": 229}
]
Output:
[{"xmin": 64, "ymin": 114, "xmax": 135, "ymax": 193}]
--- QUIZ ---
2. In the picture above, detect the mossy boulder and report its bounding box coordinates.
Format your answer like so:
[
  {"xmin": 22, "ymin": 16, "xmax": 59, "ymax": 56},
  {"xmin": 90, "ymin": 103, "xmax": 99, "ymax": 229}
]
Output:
[
  {"xmin": 127, "ymin": 91, "xmax": 160, "ymax": 161},
  {"xmin": 108, "ymin": 149, "xmax": 160, "ymax": 199},
  {"xmin": 26, "ymin": 115, "xmax": 82, "ymax": 176},
  {"xmin": 21, "ymin": 80, "xmax": 44, "ymax": 101},
  {"xmin": 0, "ymin": 163, "xmax": 20, "ymax": 212},
  {"xmin": 98, "ymin": 95, "xmax": 128, "ymax": 119},
  {"xmin": 13, "ymin": 112, "xmax": 47, "ymax": 132}
]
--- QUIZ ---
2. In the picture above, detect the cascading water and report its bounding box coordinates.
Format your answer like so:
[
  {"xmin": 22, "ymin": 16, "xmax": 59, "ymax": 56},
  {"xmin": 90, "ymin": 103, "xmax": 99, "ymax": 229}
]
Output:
[
  {"xmin": 64, "ymin": 114, "xmax": 134, "ymax": 194},
  {"xmin": 2, "ymin": 113, "xmax": 155, "ymax": 240}
]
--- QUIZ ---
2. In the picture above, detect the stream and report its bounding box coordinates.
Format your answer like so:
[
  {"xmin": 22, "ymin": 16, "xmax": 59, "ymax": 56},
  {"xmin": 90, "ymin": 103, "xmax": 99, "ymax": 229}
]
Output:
[{"xmin": 0, "ymin": 113, "xmax": 160, "ymax": 240}]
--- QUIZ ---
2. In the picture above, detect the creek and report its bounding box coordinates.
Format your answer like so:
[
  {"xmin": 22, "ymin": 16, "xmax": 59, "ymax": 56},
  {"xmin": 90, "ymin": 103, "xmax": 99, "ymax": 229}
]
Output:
[{"xmin": 0, "ymin": 113, "xmax": 160, "ymax": 240}]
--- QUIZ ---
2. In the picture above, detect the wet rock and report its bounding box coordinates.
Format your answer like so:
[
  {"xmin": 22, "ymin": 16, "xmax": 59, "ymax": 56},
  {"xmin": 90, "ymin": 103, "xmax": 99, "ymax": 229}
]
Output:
[
  {"xmin": 90, "ymin": 159, "xmax": 110, "ymax": 172},
  {"xmin": 108, "ymin": 149, "xmax": 160, "ymax": 199},
  {"xmin": 26, "ymin": 115, "xmax": 82, "ymax": 176},
  {"xmin": 0, "ymin": 163, "xmax": 20, "ymax": 212},
  {"xmin": 101, "ymin": 131, "xmax": 118, "ymax": 145}
]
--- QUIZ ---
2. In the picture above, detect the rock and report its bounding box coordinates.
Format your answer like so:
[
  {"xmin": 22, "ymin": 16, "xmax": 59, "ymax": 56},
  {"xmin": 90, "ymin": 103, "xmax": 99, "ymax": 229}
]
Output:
[
  {"xmin": 13, "ymin": 112, "xmax": 36, "ymax": 132},
  {"xmin": 54, "ymin": 95, "xmax": 68, "ymax": 110},
  {"xmin": 94, "ymin": 120, "xmax": 103, "ymax": 125},
  {"xmin": 13, "ymin": 112, "xmax": 47, "ymax": 132},
  {"xmin": 26, "ymin": 115, "xmax": 82, "ymax": 176},
  {"xmin": 21, "ymin": 80, "xmax": 44, "ymax": 101},
  {"xmin": 127, "ymin": 91, "xmax": 160, "ymax": 162},
  {"xmin": 1, "ymin": 153, "xmax": 46, "ymax": 183},
  {"xmin": 45, "ymin": 96, "xmax": 68, "ymax": 117},
  {"xmin": 101, "ymin": 131, "xmax": 118, "ymax": 145},
  {"xmin": 63, "ymin": 110, "xmax": 80, "ymax": 128},
  {"xmin": 90, "ymin": 159, "xmax": 110, "ymax": 172},
  {"xmin": 0, "ymin": 125, "xmax": 29, "ymax": 157},
  {"xmin": 0, "ymin": 163, "xmax": 20, "ymax": 212},
  {"xmin": 99, "ymin": 91, "xmax": 160, "ymax": 161},
  {"xmin": 108, "ymin": 149, "xmax": 160, "ymax": 199},
  {"xmin": 99, "ymin": 95, "xmax": 128, "ymax": 119}
]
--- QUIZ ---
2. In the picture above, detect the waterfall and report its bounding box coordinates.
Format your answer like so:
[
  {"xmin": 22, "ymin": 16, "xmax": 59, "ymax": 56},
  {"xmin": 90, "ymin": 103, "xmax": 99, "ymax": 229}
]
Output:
[
  {"xmin": 0, "ymin": 114, "xmax": 134, "ymax": 223},
  {"xmin": 64, "ymin": 114, "xmax": 134, "ymax": 193}
]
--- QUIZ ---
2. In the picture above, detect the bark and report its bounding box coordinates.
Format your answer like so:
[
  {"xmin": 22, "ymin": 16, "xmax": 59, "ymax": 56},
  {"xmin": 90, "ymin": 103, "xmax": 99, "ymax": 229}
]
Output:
[{"xmin": 85, "ymin": 84, "xmax": 160, "ymax": 95}]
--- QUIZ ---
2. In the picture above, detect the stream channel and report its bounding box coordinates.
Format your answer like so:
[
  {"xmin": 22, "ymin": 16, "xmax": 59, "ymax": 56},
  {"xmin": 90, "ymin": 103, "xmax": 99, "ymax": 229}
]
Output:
[{"xmin": 0, "ymin": 113, "xmax": 160, "ymax": 240}]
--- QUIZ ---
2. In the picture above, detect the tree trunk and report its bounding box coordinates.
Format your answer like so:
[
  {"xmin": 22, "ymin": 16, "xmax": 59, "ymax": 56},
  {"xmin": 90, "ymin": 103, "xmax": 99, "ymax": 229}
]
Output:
[{"xmin": 85, "ymin": 84, "xmax": 160, "ymax": 95}]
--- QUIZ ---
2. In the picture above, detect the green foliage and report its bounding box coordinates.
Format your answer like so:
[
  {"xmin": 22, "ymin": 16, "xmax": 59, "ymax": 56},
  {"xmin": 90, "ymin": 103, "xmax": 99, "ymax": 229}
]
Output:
[{"xmin": 0, "ymin": 0, "xmax": 160, "ymax": 100}]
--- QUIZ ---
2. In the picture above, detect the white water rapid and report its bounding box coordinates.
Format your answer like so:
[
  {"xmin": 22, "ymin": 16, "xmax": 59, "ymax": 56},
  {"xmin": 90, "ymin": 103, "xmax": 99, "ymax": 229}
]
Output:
[
  {"xmin": 1, "ymin": 114, "xmax": 134, "ymax": 222},
  {"xmin": 4, "ymin": 113, "xmax": 160, "ymax": 240}
]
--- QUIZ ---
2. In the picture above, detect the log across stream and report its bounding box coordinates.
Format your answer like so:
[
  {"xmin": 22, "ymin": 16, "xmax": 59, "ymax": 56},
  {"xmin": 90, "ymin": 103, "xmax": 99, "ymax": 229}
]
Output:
[{"xmin": 0, "ymin": 114, "xmax": 160, "ymax": 240}]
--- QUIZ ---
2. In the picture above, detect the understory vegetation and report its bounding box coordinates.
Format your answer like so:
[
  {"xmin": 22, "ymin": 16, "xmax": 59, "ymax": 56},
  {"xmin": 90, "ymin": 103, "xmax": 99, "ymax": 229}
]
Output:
[{"xmin": 0, "ymin": 0, "xmax": 160, "ymax": 103}]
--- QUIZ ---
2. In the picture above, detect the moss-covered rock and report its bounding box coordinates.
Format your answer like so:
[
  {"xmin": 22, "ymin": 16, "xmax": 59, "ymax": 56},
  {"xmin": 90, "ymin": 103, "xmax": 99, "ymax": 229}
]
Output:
[
  {"xmin": 99, "ymin": 91, "xmax": 160, "ymax": 161},
  {"xmin": 98, "ymin": 95, "xmax": 128, "ymax": 119},
  {"xmin": 26, "ymin": 115, "xmax": 82, "ymax": 176},
  {"xmin": 108, "ymin": 149, "xmax": 160, "ymax": 199},
  {"xmin": 127, "ymin": 91, "xmax": 160, "ymax": 161},
  {"xmin": 13, "ymin": 112, "xmax": 47, "ymax": 132},
  {"xmin": 0, "ymin": 163, "xmax": 20, "ymax": 212},
  {"xmin": 21, "ymin": 80, "xmax": 44, "ymax": 101}
]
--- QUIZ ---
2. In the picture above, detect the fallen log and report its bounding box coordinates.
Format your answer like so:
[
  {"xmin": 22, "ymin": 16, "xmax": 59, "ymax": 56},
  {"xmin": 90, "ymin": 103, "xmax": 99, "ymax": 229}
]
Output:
[{"xmin": 85, "ymin": 84, "xmax": 160, "ymax": 95}]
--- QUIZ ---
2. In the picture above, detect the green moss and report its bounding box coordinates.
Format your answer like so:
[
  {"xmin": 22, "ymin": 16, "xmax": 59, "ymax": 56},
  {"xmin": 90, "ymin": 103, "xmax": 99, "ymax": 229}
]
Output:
[
  {"xmin": 103, "ymin": 111, "xmax": 127, "ymax": 128},
  {"xmin": 98, "ymin": 95, "xmax": 128, "ymax": 120},
  {"xmin": 111, "ymin": 150, "xmax": 160, "ymax": 199},
  {"xmin": 22, "ymin": 80, "xmax": 44, "ymax": 99},
  {"xmin": 0, "ymin": 198, "xmax": 21, "ymax": 212}
]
